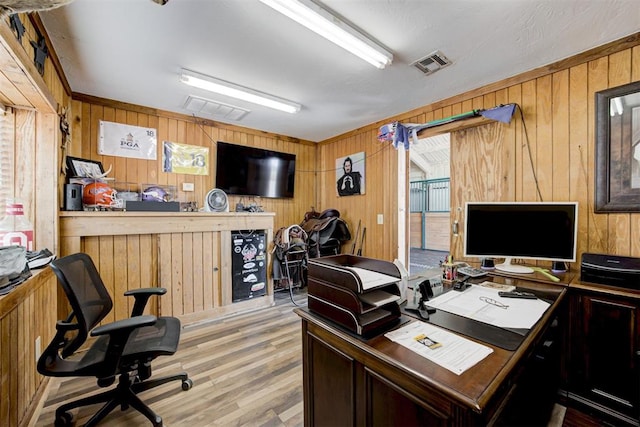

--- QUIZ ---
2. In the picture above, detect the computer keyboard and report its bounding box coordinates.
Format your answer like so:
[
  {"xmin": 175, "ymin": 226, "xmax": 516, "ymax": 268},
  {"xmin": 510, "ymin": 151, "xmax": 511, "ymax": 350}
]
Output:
[{"xmin": 457, "ymin": 266, "xmax": 488, "ymax": 278}]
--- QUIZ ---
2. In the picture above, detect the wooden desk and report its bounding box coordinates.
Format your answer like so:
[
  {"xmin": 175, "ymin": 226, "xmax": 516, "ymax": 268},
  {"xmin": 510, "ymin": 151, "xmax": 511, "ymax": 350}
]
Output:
[
  {"xmin": 564, "ymin": 279, "xmax": 640, "ymax": 424},
  {"xmin": 296, "ymin": 275, "xmax": 567, "ymax": 426}
]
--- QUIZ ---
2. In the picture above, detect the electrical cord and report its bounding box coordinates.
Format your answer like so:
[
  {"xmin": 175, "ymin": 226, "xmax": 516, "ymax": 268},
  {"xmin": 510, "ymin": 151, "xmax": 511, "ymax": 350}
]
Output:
[{"xmin": 517, "ymin": 104, "xmax": 544, "ymax": 202}]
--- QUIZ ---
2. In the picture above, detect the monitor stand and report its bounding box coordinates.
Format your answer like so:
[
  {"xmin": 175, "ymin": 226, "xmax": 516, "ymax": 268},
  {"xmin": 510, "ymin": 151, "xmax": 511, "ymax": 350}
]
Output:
[
  {"xmin": 495, "ymin": 257, "xmax": 534, "ymax": 274},
  {"xmin": 551, "ymin": 261, "xmax": 567, "ymax": 273}
]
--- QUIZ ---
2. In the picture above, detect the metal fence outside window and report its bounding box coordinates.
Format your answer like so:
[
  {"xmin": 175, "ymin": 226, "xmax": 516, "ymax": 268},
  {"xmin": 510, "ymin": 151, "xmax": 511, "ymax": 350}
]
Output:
[{"xmin": 410, "ymin": 178, "xmax": 450, "ymax": 212}]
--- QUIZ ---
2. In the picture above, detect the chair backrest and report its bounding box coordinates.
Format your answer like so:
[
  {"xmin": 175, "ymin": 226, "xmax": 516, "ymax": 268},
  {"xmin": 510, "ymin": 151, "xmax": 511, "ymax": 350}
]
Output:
[{"xmin": 49, "ymin": 253, "xmax": 113, "ymax": 358}]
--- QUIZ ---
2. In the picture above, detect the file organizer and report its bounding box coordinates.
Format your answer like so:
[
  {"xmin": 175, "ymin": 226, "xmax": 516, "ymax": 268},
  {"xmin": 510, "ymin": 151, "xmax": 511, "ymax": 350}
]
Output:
[{"xmin": 307, "ymin": 254, "xmax": 402, "ymax": 336}]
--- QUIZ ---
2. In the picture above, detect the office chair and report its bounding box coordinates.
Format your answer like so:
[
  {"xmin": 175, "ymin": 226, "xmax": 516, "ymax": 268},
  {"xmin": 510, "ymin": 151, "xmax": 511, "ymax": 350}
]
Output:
[{"xmin": 37, "ymin": 253, "xmax": 192, "ymax": 426}]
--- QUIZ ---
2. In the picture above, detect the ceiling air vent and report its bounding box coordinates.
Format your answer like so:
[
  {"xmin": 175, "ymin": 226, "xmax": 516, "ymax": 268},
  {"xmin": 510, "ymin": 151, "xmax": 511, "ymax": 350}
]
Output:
[
  {"xmin": 411, "ymin": 50, "xmax": 452, "ymax": 75},
  {"xmin": 183, "ymin": 95, "xmax": 250, "ymax": 121}
]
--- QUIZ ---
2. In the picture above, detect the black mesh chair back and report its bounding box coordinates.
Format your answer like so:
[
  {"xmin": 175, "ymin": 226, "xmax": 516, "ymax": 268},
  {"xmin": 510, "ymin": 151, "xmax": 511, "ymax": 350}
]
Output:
[{"xmin": 49, "ymin": 253, "xmax": 113, "ymax": 358}]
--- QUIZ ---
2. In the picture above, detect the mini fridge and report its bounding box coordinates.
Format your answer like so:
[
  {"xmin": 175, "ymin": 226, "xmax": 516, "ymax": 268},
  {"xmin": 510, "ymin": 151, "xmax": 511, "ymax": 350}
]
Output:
[{"xmin": 231, "ymin": 230, "xmax": 267, "ymax": 302}]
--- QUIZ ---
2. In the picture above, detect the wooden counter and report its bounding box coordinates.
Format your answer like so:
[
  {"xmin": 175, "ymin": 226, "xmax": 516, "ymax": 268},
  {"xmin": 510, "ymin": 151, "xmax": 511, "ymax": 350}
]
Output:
[
  {"xmin": 59, "ymin": 211, "xmax": 275, "ymax": 324},
  {"xmin": 296, "ymin": 275, "xmax": 567, "ymax": 426},
  {"xmin": 59, "ymin": 211, "xmax": 275, "ymax": 238}
]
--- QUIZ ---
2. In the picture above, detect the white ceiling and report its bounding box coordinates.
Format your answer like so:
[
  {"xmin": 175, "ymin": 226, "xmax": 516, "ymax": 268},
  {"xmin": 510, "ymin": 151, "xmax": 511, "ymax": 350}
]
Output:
[{"xmin": 39, "ymin": 0, "xmax": 640, "ymax": 142}]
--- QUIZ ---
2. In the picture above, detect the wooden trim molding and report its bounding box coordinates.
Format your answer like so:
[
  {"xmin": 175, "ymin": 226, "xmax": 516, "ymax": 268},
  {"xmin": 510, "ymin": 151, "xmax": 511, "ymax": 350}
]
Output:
[
  {"xmin": 0, "ymin": 267, "xmax": 53, "ymax": 319},
  {"xmin": 416, "ymin": 116, "xmax": 494, "ymax": 139},
  {"xmin": 59, "ymin": 211, "xmax": 276, "ymax": 237},
  {"xmin": 0, "ymin": 18, "xmax": 57, "ymax": 112}
]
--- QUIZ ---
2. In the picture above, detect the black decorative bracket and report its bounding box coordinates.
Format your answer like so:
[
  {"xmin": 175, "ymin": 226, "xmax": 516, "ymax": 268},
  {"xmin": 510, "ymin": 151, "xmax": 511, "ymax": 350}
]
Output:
[
  {"xmin": 30, "ymin": 33, "xmax": 48, "ymax": 75},
  {"xmin": 9, "ymin": 14, "xmax": 25, "ymax": 43}
]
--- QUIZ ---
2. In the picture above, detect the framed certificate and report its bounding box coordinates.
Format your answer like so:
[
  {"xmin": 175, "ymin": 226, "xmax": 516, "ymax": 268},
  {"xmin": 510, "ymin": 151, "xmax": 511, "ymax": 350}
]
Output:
[{"xmin": 66, "ymin": 156, "xmax": 105, "ymax": 178}]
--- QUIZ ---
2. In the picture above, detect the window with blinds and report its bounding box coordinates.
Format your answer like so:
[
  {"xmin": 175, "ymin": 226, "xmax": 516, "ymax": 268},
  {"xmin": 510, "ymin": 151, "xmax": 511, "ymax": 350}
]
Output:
[{"xmin": 0, "ymin": 109, "xmax": 14, "ymax": 205}]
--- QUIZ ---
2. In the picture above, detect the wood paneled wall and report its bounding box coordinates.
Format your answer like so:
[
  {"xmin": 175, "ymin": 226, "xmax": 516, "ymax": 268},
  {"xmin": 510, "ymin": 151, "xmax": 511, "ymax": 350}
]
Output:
[
  {"xmin": 80, "ymin": 234, "xmax": 159, "ymax": 321},
  {"xmin": 0, "ymin": 269, "xmax": 57, "ymax": 427},
  {"xmin": 318, "ymin": 33, "xmax": 640, "ymax": 267},
  {"xmin": 317, "ymin": 130, "xmax": 400, "ymax": 261},
  {"xmin": 68, "ymin": 97, "xmax": 317, "ymax": 235},
  {"xmin": 0, "ymin": 14, "xmax": 71, "ymax": 427},
  {"xmin": 158, "ymin": 231, "xmax": 218, "ymax": 317},
  {"xmin": 0, "ymin": 12, "xmax": 68, "ymax": 254}
]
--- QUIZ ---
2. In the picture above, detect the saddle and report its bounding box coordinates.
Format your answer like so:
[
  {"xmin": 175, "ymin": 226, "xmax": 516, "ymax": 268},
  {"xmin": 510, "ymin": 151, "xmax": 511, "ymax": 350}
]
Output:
[
  {"xmin": 273, "ymin": 225, "xmax": 307, "ymax": 259},
  {"xmin": 300, "ymin": 208, "xmax": 351, "ymax": 258}
]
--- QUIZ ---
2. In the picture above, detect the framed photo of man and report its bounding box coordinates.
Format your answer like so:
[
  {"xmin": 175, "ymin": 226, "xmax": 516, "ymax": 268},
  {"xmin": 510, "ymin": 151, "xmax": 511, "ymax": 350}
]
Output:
[{"xmin": 336, "ymin": 152, "xmax": 365, "ymax": 196}]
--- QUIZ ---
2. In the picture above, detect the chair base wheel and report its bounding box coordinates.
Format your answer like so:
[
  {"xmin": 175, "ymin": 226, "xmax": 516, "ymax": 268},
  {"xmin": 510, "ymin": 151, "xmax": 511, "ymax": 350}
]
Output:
[
  {"xmin": 182, "ymin": 378, "xmax": 193, "ymax": 391},
  {"xmin": 54, "ymin": 411, "xmax": 73, "ymax": 426}
]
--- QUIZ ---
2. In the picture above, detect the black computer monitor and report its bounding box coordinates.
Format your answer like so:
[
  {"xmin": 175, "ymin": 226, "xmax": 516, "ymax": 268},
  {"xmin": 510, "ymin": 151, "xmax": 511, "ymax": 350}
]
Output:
[{"xmin": 463, "ymin": 202, "xmax": 578, "ymax": 273}]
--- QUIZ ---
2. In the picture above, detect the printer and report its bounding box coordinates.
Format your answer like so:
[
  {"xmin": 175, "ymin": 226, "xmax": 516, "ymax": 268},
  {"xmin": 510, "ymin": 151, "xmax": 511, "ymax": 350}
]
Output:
[{"xmin": 580, "ymin": 253, "xmax": 640, "ymax": 290}]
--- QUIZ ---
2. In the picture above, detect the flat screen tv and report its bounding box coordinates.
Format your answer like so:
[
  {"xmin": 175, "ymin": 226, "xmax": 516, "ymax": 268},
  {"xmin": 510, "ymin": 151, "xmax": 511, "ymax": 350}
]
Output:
[
  {"xmin": 463, "ymin": 201, "xmax": 578, "ymax": 273},
  {"xmin": 215, "ymin": 141, "xmax": 296, "ymax": 198}
]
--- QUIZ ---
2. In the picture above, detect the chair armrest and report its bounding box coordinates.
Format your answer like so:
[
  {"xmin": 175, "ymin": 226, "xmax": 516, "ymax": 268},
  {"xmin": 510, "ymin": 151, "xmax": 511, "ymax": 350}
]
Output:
[
  {"xmin": 91, "ymin": 314, "xmax": 157, "ymax": 337},
  {"xmin": 56, "ymin": 319, "xmax": 80, "ymax": 332},
  {"xmin": 124, "ymin": 287, "xmax": 167, "ymax": 316},
  {"xmin": 124, "ymin": 288, "xmax": 167, "ymax": 296},
  {"xmin": 50, "ymin": 320, "xmax": 82, "ymax": 360}
]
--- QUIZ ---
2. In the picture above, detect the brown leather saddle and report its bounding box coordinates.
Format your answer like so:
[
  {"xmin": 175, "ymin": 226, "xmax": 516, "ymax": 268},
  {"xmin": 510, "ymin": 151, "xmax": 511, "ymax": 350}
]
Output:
[{"xmin": 300, "ymin": 209, "xmax": 351, "ymax": 258}]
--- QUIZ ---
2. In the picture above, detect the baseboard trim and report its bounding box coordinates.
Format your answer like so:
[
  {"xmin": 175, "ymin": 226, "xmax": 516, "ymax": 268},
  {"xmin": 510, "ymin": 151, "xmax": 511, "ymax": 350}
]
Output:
[{"xmin": 23, "ymin": 376, "xmax": 50, "ymax": 427}]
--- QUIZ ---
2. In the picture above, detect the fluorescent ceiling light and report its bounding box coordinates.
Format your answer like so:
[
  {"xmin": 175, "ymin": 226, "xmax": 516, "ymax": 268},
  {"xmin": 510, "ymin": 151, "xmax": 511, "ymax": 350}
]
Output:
[
  {"xmin": 180, "ymin": 69, "xmax": 302, "ymax": 114},
  {"xmin": 258, "ymin": 0, "xmax": 393, "ymax": 69}
]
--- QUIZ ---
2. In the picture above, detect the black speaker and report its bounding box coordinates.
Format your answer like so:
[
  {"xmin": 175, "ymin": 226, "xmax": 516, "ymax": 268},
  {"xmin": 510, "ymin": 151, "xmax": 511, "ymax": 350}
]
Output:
[{"xmin": 64, "ymin": 183, "xmax": 83, "ymax": 211}]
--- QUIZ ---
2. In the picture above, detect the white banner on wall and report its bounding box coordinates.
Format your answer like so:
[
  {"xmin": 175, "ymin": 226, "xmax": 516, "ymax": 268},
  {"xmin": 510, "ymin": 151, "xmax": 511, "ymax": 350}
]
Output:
[{"xmin": 99, "ymin": 120, "xmax": 158, "ymax": 160}]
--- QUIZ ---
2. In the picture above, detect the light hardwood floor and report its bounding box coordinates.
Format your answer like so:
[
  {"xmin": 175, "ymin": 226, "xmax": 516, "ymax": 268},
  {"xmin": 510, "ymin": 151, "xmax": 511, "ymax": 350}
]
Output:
[{"xmin": 32, "ymin": 290, "xmax": 307, "ymax": 427}]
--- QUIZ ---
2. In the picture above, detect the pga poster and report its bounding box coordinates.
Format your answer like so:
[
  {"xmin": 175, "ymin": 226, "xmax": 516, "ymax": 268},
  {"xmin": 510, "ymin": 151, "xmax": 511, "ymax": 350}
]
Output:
[{"xmin": 99, "ymin": 120, "xmax": 158, "ymax": 160}]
